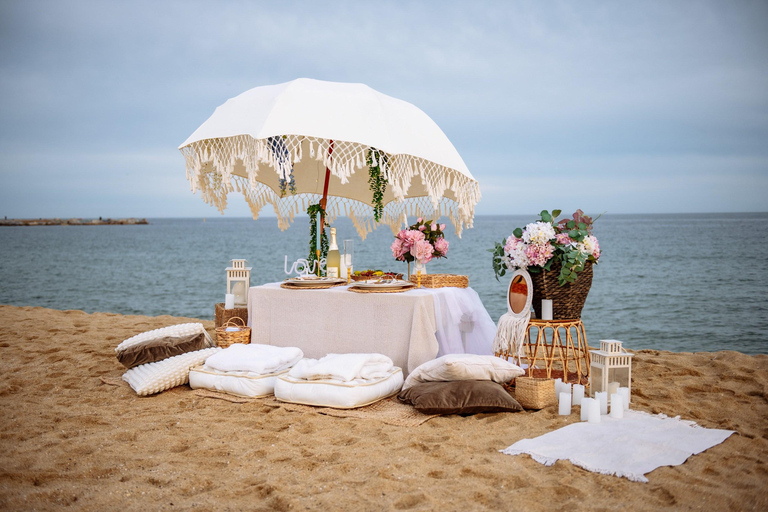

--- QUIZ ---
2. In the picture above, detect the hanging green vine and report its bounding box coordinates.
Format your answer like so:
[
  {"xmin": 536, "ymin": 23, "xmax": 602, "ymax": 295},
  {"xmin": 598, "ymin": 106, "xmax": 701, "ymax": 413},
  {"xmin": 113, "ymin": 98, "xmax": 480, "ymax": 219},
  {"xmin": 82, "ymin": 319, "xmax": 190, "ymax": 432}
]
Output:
[
  {"xmin": 307, "ymin": 203, "xmax": 329, "ymax": 275},
  {"xmin": 366, "ymin": 147, "xmax": 388, "ymax": 223}
]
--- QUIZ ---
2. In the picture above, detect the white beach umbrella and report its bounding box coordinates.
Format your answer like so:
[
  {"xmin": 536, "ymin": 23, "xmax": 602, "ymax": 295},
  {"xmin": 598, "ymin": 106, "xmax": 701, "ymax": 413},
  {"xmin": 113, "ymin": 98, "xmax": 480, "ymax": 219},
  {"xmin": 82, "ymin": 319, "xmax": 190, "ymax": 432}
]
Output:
[{"xmin": 179, "ymin": 78, "xmax": 480, "ymax": 238}]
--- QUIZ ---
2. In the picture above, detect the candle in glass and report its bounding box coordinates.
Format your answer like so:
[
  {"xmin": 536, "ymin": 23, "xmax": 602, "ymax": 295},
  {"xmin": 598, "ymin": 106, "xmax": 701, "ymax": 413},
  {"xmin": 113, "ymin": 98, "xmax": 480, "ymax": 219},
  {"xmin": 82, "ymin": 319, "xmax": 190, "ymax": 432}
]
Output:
[
  {"xmin": 608, "ymin": 381, "xmax": 620, "ymax": 396},
  {"xmin": 343, "ymin": 239, "xmax": 354, "ymax": 284}
]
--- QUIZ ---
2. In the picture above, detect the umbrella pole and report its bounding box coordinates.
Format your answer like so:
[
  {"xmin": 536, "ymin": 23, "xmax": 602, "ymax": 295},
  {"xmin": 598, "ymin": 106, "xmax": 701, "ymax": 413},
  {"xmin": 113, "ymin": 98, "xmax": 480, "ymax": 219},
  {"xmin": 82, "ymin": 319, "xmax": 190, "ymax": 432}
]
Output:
[{"xmin": 317, "ymin": 140, "xmax": 334, "ymax": 275}]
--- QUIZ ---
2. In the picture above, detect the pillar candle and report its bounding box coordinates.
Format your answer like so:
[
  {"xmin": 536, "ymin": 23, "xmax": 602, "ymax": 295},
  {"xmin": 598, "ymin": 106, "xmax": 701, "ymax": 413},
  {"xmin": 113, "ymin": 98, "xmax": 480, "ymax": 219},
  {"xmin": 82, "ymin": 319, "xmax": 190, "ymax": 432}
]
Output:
[
  {"xmin": 554, "ymin": 378, "xmax": 563, "ymax": 395},
  {"xmin": 608, "ymin": 382, "xmax": 620, "ymax": 396},
  {"xmin": 541, "ymin": 299, "xmax": 553, "ymax": 320},
  {"xmin": 587, "ymin": 399, "xmax": 601, "ymax": 423},
  {"xmin": 619, "ymin": 387, "xmax": 630, "ymax": 410},
  {"xmin": 225, "ymin": 294, "xmax": 235, "ymax": 310},
  {"xmin": 596, "ymin": 391, "xmax": 608, "ymax": 415},
  {"xmin": 580, "ymin": 398, "xmax": 594, "ymax": 421},
  {"xmin": 610, "ymin": 393, "xmax": 624, "ymax": 418},
  {"xmin": 558, "ymin": 392, "xmax": 571, "ymax": 416},
  {"xmin": 572, "ymin": 384, "xmax": 585, "ymax": 405}
]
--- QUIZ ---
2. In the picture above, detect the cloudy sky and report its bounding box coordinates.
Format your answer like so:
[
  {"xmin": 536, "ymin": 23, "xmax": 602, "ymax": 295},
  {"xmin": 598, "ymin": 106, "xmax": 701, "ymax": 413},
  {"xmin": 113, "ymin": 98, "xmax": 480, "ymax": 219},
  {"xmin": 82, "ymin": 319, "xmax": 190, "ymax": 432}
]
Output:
[{"xmin": 1, "ymin": 0, "xmax": 766, "ymax": 218}]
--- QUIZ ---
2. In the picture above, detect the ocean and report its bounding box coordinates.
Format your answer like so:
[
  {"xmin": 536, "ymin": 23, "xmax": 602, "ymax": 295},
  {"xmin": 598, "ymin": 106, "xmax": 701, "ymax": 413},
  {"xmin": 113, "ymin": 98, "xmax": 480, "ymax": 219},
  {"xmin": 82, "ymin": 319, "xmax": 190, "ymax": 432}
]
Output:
[{"xmin": 1, "ymin": 213, "xmax": 766, "ymax": 355}]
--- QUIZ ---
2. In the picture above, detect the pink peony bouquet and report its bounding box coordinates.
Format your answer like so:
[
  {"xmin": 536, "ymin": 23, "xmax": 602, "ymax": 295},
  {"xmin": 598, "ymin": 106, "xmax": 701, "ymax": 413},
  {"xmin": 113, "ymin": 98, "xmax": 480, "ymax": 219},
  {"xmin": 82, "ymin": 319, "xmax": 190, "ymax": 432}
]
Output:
[
  {"xmin": 391, "ymin": 218, "xmax": 449, "ymax": 264},
  {"xmin": 491, "ymin": 209, "xmax": 600, "ymax": 285}
]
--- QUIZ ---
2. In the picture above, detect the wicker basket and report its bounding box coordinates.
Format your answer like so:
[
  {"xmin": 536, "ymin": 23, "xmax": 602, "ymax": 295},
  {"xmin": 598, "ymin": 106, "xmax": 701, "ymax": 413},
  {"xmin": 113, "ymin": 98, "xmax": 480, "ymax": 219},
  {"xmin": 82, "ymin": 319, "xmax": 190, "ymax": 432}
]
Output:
[
  {"xmin": 514, "ymin": 377, "xmax": 556, "ymax": 410},
  {"xmin": 215, "ymin": 317, "xmax": 251, "ymax": 348},
  {"xmin": 408, "ymin": 273, "xmax": 469, "ymax": 288},
  {"xmin": 530, "ymin": 260, "xmax": 593, "ymax": 319}
]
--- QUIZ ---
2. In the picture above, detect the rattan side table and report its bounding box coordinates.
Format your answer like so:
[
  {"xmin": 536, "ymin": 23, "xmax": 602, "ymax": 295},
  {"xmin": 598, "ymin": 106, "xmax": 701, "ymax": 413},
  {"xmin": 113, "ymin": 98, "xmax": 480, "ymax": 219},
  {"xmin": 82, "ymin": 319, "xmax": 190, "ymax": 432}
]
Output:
[{"xmin": 498, "ymin": 319, "xmax": 591, "ymax": 385}]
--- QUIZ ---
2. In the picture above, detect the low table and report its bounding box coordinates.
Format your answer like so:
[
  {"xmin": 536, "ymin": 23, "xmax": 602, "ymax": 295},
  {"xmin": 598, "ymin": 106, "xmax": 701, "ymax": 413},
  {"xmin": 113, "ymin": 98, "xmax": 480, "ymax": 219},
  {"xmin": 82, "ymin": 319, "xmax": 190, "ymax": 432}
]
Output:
[{"xmin": 498, "ymin": 318, "xmax": 591, "ymax": 385}]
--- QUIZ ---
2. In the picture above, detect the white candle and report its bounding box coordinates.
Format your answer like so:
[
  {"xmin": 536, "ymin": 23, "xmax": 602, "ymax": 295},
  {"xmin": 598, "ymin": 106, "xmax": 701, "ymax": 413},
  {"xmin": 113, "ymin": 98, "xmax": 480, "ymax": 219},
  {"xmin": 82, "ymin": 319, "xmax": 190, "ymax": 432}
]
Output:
[
  {"xmin": 563, "ymin": 383, "xmax": 572, "ymax": 396},
  {"xmin": 610, "ymin": 394, "xmax": 624, "ymax": 418},
  {"xmin": 541, "ymin": 299, "xmax": 553, "ymax": 320},
  {"xmin": 558, "ymin": 392, "xmax": 571, "ymax": 416},
  {"xmin": 225, "ymin": 294, "xmax": 235, "ymax": 310},
  {"xmin": 608, "ymin": 382, "xmax": 620, "ymax": 396},
  {"xmin": 572, "ymin": 384, "xmax": 585, "ymax": 405},
  {"xmin": 587, "ymin": 399, "xmax": 601, "ymax": 423},
  {"xmin": 596, "ymin": 391, "xmax": 608, "ymax": 415},
  {"xmin": 554, "ymin": 378, "xmax": 563, "ymax": 395},
  {"xmin": 619, "ymin": 387, "xmax": 630, "ymax": 410},
  {"xmin": 580, "ymin": 398, "xmax": 594, "ymax": 421}
]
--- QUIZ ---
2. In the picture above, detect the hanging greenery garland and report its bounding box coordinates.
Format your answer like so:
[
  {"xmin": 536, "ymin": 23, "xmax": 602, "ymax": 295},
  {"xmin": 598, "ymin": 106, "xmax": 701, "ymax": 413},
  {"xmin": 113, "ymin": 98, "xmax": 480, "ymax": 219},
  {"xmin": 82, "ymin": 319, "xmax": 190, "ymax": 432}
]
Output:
[
  {"xmin": 366, "ymin": 147, "xmax": 388, "ymax": 223},
  {"xmin": 307, "ymin": 202, "xmax": 329, "ymax": 275}
]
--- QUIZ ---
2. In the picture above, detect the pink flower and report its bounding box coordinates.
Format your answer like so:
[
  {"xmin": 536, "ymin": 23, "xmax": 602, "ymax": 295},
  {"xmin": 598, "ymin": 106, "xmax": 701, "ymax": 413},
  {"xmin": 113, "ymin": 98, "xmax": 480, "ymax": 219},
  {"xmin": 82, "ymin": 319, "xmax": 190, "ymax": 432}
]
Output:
[
  {"xmin": 434, "ymin": 237, "xmax": 449, "ymax": 256},
  {"xmin": 410, "ymin": 239, "xmax": 434, "ymax": 264},
  {"xmin": 417, "ymin": 217, "xmax": 423, "ymax": 223},
  {"xmin": 555, "ymin": 233, "xmax": 574, "ymax": 246},
  {"xmin": 439, "ymin": 223, "xmax": 446, "ymax": 231},
  {"xmin": 391, "ymin": 238, "xmax": 405, "ymax": 260},
  {"xmin": 504, "ymin": 236, "xmax": 522, "ymax": 254},
  {"xmin": 400, "ymin": 229, "xmax": 425, "ymax": 250},
  {"xmin": 524, "ymin": 242, "xmax": 554, "ymax": 267},
  {"xmin": 430, "ymin": 222, "xmax": 437, "ymax": 231},
  {"xmin": 418, "ymin": 225, "xmax": 426, "ymax": 231}
]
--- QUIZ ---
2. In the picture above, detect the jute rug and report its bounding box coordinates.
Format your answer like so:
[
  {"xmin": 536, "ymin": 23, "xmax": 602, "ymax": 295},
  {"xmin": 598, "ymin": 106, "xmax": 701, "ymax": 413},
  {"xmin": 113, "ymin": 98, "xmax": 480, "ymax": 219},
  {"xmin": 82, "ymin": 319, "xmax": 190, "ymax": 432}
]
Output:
[{"xmin": 102, "ymin": 377, "xmax": 437, "ymax": 427}]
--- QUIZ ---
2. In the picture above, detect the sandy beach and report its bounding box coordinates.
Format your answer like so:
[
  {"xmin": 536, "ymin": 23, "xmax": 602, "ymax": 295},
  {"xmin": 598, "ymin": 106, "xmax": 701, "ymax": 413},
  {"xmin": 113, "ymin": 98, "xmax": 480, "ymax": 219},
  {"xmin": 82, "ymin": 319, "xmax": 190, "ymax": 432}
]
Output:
[{"xmin": 0, "ymin": 304, "xmax": 766, "ymax": 511}]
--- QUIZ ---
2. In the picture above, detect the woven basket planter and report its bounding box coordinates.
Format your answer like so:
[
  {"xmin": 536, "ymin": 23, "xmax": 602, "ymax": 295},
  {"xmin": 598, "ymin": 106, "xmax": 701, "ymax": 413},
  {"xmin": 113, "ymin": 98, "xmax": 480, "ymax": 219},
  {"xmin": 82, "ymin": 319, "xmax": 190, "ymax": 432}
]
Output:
[
  {"xmin": 215, "ymin": 317, "xmax": 251, "ymax": 348},
  {"xmin": 514, "ymin": 377, "xmax": 556, "ymax": 410},
  {"xmin": 530, "ymin": 260, "xmax": 593, "ymax": 320}
]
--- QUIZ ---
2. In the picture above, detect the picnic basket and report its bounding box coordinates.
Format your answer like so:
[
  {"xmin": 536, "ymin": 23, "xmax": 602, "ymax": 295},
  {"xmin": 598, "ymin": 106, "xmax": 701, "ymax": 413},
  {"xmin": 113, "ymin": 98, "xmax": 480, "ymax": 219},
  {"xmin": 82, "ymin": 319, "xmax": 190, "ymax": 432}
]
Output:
[
  {"xmin": 514, "ymin": 377, "xmax": 556, "ymax": 410},
  {"xmin": 215, "ymin": 317, "xmax": 251, "ymax": 348}
]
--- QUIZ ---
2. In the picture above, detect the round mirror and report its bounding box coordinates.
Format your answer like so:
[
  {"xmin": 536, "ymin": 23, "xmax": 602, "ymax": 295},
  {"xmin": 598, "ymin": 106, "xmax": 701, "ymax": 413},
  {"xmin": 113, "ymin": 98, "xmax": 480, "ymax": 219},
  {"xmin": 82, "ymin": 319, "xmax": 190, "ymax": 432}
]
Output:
[{"xmin": 507, "ymin": 269, "xmax": 533, "ymax": 318}]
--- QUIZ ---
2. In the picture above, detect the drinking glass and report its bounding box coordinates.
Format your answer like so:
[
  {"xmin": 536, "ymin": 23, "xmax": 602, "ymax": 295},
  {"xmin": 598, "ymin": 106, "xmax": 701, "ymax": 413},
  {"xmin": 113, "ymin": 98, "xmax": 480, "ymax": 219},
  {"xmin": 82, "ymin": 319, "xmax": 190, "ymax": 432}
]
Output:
[{"xmin": 343, "ymin": 239, "xmax": 354, "ymax": 284}]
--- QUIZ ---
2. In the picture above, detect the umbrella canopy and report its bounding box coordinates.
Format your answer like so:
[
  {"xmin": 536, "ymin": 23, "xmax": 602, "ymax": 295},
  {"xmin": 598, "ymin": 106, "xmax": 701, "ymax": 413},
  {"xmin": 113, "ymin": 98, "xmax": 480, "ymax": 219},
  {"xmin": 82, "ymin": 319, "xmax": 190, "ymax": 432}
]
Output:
[{"xmin": 179, "ymin": 78, "xmax": 480, "ymax": 238}]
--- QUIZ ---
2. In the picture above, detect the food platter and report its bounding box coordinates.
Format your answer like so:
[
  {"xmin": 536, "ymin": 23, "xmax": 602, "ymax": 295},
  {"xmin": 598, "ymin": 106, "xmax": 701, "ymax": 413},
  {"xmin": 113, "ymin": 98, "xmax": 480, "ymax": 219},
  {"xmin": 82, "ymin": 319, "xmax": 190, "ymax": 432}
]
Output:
[
  {"xmin": 350, "ymin": 279, "xmax": 416, "ymax": 290},
  {"xmin": 284, "ymin": 276, "xmax": 346, "ymax": 287}
]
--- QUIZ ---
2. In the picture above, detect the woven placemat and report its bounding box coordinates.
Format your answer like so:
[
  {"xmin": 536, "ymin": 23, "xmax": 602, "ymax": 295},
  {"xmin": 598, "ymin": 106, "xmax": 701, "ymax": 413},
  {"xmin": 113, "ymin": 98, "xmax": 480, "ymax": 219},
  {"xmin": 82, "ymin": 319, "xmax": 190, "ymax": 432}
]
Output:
[
  {"xmin": 280, "ymin": 281, "xmax": 346, "ymax": 290},
  {"xmin": 348, "ymin": 284, "xmax": 416, "ymax": 294}
]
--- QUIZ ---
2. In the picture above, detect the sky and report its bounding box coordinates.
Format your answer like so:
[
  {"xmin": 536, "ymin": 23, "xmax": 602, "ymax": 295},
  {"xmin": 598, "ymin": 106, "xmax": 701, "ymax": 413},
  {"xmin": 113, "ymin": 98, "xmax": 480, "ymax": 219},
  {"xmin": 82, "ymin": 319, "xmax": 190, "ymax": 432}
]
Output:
[{"xmin": 1, "ymin": 0, "xmax": 767, "ymax": 219}]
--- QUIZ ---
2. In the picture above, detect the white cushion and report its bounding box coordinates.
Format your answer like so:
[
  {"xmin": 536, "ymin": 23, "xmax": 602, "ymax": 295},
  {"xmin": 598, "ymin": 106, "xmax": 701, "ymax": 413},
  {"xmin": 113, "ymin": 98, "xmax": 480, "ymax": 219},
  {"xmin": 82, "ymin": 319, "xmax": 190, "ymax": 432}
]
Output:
[
  {"xmin": 402, "ymin": 354, "xmax": 524, "ymax": 390},
  {"xmin": 274, "ymin": 367, "xmax": 404, "ymax": 409},
  {"xmin": 122, "ymin": 347, "xmax": 221, "ymax": 396},
  {"xmin": 189, "ymin": 366, "xmax": 287, "ymax": 398}
]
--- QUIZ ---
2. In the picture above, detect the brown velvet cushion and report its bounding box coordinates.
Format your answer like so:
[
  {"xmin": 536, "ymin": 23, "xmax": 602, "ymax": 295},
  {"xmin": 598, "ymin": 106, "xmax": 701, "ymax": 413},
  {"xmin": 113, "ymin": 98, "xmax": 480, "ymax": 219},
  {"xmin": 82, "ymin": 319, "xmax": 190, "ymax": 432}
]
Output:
[
  {"xmin": 398, "ymin": 380, "xmax": 523, "ymax": 415},
  {"xmin": 116, "ymin": 332, "xmax": 209, "ymax": 369}
]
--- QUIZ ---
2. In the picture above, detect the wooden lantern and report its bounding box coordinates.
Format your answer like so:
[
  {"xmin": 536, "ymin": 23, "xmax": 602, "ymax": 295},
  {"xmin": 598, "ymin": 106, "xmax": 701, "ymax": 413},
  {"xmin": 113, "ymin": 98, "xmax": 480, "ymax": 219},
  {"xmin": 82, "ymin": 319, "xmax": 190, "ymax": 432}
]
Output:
[
  {"xmin": 226, "ymin": 259, "xmax": 251, "ymax": 307},
  {"xmin": 589, "ymin": 340, "xmax": 633, "ymax": 399}
]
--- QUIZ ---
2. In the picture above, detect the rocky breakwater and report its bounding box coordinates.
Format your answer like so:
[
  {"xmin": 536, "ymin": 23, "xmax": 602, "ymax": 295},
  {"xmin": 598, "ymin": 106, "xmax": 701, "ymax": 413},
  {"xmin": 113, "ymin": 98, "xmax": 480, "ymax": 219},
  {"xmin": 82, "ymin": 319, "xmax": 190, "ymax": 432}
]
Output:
[{"xmin": 0, "ymin": 218, "xmax": 149, "ymax": 226}]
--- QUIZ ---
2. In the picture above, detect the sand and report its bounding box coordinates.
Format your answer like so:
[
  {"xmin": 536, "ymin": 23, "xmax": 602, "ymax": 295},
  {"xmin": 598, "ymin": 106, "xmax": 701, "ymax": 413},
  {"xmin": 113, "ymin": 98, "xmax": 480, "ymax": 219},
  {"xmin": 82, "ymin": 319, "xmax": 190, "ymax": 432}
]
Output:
[{"xmin": 0, "ymin": 305, "xmax": 766, "ymax": 511}]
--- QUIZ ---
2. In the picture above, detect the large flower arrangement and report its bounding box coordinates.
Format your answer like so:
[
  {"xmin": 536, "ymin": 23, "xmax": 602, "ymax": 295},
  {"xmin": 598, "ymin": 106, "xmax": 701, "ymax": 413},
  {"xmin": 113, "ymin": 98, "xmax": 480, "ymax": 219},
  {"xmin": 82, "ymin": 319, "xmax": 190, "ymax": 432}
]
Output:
[
  {"xmin": 391, "ymin": 218, "xmax": 449, "ymax": 263},
  {"xmin": 491, "ymin": 209, "xmax": 600, "ymax": 285}
]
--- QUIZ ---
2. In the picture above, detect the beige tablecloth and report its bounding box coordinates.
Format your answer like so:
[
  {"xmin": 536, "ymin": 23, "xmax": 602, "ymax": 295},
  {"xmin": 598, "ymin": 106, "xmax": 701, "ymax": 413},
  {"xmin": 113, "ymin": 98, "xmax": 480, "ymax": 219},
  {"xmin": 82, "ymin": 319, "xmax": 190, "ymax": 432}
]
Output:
[{"xmin": 247, "ymin": 283, "xmax": 439, "ymax": 376}]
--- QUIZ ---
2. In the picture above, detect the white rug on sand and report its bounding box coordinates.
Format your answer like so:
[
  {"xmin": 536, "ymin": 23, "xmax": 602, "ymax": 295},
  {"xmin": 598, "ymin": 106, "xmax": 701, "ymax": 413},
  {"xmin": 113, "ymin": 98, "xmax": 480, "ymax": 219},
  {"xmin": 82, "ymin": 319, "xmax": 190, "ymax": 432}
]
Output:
[{"xmin": 501, "ymin": 410, "xmax": 734, "ymax": 482}]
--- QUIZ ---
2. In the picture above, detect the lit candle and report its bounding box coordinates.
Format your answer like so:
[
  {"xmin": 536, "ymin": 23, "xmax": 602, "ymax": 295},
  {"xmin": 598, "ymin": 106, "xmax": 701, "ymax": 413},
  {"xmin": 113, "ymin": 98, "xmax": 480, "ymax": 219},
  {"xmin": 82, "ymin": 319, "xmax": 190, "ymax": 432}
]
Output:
[
  {"xmin": 225, "ymin": 294, "xmax": 235, "ymax": 310},
  {"xmin": 619, "ymin": 387, "xmax": 630, "ymax": 410},
  {"xmin": 608, "ymin": 382, "xmax": 620, "ymax": 396},
  {"xmin": 558, "ymin": 392, "xmax": 571, "ymax": 416},
  {"xmin": 541, "ymin": 299, "xmax": 553, "ymax": 320},
  {"xmin": 596, "ymin": 391, "xmax": 608, "ymax": 415},
  {"xmin": 587, "ymin": 399, "xmax": 601, "ymax": 423},
  {"xmin": 581, "ymin": 398, "xmax": 594, "ymax": 421},
  {"xmin": 610, "ymin": 393, "xmax": 624, "ymax": 418},
  {"xmin": 572, "ymin": 384, "xmax": 585, "ymax": 405}
]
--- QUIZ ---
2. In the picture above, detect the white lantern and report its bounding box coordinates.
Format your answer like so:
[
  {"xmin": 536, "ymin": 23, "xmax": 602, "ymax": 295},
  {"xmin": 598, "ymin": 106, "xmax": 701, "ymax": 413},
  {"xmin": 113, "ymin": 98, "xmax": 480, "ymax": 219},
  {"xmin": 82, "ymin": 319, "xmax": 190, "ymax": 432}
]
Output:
[
  {"xmin": 226, "ymin": 259, "xmax": 251, "ymax": 307},
  {"xmin": 589, "ymin": 340, "xmax": 633, "ymax": 402}
]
